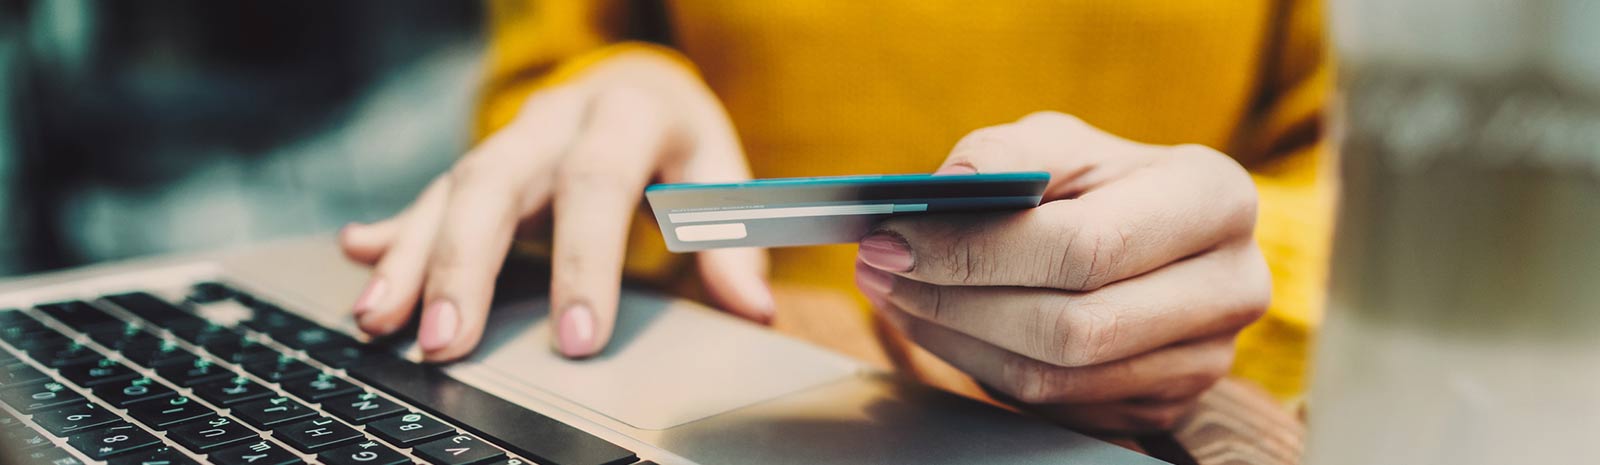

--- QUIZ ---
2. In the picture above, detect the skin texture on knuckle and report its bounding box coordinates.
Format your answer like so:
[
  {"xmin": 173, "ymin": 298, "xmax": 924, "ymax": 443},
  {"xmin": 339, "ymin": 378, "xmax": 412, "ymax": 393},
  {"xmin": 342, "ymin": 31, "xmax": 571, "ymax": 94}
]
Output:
[
  {"xmin": 1048, "ymin": 219, "xmax": 1126, "ymax": 291},
  {"xmin": 1003, "ymin": 355, "xmax": 1062, "ymax": 405},
  {"xmin": 1053, "ymin": 299, "xmax": 1124, "ymax": 367},
  {"xmin": 1153, "ymin": 362, "xmax": 1227, "ymax": 402},
  {"xmin": 1171, "ymin": 143, "xmax": 1260, "ymax": 236}
]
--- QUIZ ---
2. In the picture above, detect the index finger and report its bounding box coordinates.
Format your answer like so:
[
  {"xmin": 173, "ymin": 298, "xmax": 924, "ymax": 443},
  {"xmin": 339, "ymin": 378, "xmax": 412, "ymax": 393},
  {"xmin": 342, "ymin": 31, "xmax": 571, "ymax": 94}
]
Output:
[{"xmin": 862, "ymin": 113, "xmax": 1257, "ymax": 290}]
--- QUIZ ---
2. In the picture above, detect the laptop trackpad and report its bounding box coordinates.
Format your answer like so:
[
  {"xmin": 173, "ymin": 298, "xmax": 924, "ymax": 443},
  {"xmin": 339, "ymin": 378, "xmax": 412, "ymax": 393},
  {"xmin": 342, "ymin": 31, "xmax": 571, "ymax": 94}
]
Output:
[{"xmin": 461, "ymin": 289, "xmax": 859, "ymax": 431}]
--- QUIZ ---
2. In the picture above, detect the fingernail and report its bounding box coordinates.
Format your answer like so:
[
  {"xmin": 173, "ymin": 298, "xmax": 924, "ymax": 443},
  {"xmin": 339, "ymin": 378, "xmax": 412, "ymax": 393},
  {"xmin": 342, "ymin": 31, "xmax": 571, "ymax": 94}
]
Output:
[
  {"xmin": 557, "ymin": 305, "xmax": 597, "ymax": 357},
  {"xmin": 859, "ymin": 233, "xmax": 914, "ymax": 272},
  {"xmin": 418, "ymin": 300, "xmax": 459, "ymax": 353},
  {"xmin": 352, "ymin": 278, "xmax": 386, "ymax": 316},
  {"xmin": 934, "ymin": 164, "xmax": 978, "ymax": 175}
]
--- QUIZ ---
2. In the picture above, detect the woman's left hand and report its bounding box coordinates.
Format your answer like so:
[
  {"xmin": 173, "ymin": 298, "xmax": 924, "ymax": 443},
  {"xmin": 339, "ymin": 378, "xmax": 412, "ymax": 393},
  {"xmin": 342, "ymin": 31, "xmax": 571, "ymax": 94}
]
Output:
[{"xmin": 855, "ymin": 112, "xmax": 1270, "ymax": 433}]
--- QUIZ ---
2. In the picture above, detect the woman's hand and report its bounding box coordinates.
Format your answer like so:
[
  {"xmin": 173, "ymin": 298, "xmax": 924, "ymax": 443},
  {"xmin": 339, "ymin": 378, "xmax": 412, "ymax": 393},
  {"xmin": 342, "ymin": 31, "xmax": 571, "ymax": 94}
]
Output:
[
  {"xmin": 340, "ymin": 51, "xmax": 773, "ymax": 362},
  {"xmin": 856, "ymin": 112, "xmax": 1269, "ymax": 433}
]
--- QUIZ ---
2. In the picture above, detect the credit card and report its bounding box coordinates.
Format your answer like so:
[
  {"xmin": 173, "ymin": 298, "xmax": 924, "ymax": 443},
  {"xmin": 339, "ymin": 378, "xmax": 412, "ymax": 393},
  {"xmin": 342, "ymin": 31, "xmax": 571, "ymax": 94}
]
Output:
[{"xmin": 645, "ymin": 172, "xmax": 1049, "ymax": 252}]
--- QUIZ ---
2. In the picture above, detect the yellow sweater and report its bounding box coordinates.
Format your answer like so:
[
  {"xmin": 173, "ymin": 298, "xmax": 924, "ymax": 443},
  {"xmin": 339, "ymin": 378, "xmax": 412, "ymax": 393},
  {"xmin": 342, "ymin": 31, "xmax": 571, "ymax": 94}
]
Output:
[{"xmin": 478, "ymin": 0, "xmax": 1334, "ymax": 402}]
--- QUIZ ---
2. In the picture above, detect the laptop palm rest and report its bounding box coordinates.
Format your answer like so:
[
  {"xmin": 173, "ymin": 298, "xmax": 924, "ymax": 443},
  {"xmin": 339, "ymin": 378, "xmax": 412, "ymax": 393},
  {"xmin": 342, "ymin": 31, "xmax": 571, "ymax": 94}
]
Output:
[{"xmin": 464, "ymin": 289, "xmax": 859, "ymax": 431}]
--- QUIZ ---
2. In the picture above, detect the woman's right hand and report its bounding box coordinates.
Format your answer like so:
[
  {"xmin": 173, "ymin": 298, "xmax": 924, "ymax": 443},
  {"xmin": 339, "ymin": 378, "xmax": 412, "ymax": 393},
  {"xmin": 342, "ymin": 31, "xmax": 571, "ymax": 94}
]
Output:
[{"xmin": 338, "ymin": 50, "xmax": 773, "ymax": 362}]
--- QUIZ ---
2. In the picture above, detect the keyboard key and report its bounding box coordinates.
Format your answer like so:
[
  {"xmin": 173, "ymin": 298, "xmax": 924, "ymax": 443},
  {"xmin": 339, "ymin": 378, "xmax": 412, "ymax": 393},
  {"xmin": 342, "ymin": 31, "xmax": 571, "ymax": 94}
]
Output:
[
  {"xmin": 121, "ymin": 340, "xmax": 197, "ymax": 368},
  {"xmin": 36, "ymin": 301, "xmax": 123, "ymax": 333},
  {"xmin": 68, "ymin": 423, "xmax": 160, "ymax": 459},
  {"xmin": 319, "ymin": 440, "xmax": 409, "ymax": 465},
  {"xmin": 103, "ymin": 292, "xmax": 207, "ymax": 329},
  {"xmin": 307, "ymin": 344, "xmax": 394, "ymax": 369},
  {"xmin": 366, "ymin": 412, "xmax": 453, "ymax": 446},
  {"xmin": 281, "ymin": 373, "xmax": 359, "ymax": 402},
  {"xmin": 193, "ymin": 376, "xmax": 273, "ymax": 406},
  {"xmin": 232, "ymin": 396, "xmax": 316, "ymax": 429},
  {"xmin": 244, "ymin": 356, "xmax": 319, "ymax": 383},
  {"xmin": 59, "ymin": 358, "xmax": 140, "ymax": 388},
  {"xmin": 89, "ymin": 324, "xmax": 161, "ymax": 350},
  {"xmin": 2, "ymin": 423, "xmax": 54, "ymax": 449},
  {"xmin": 413, "ymin": 434, "xmax": 507, "ymax": 465},
  {"xmin": 350, "ymin": 360, "xmax": 636, "ymax": 465},
  {"xmin": 0, "ymin": 409, "xmax": 23, "ymax": 428},
  {"xmin": 0, "ymin": 348, "xmax": 16, "ymax": 365},
  {"xmin": 16, "ymin": 446, "xmax": 85, "ymax": 465},
  {"xmin": 0, "ymin": 316, "xmax": 60, "ymax": 346},
  {"xmin": 239, "ymin": 308, "xmax": 315, "ymax": 338},
  {"xmin": 167, "ymin": 416, "xmax": 256, "ymax": 452},
  {"xmin": 29, "ymin": 341, "xmax": 103, "ymax": 368},
  {"xmin": 108, "ymin": 446, "xmax": 198, "ymax": 465},
  {"xmin": 33, "ymin": 403, "xmax": 123, "ymax": 436},
  {"xmin": 0, "ymin": 363, "xmax": 51, "ymax": 388},
  {"xmin": 277, "ymin": 326, "xmax": 357, "ymax": 351},
  {"xmin": 211, "ymin": 439, "xmax": 304, "ymax": 465},
  {"xmin": 273, "ymin": 416, "xmax": 361, "ymax": 453},
  {"xmin": 2, "ymin": 381, "xmax": 85, "ymax": 412},
  {"xmin": 323, "ymin": 392, "xmax": 405, "ymax": 424},
  {"xmin": 127, "ymin": 396, "xmax": 216, "ymax": 429},
  {"xmin": 171, "ymin": 324, "xmax": 240, "ymax": 346},
  {"xmin": 8, "ymin": 332, "xmax": 71, "ymax": 354},
  {"xmin": 155, "ymin": 359, "xmax": 234, "ymax": 387},
  {"xmin": 187, "ymin": 282, "xmax": 240, "ymax": 304},
  {"xmin": 93, "ymin": 377, "xmax": 177, "ymax": 407},
  {"xmin": 203, "ymin": 339, "xmax": 279, "ymax": 365}
]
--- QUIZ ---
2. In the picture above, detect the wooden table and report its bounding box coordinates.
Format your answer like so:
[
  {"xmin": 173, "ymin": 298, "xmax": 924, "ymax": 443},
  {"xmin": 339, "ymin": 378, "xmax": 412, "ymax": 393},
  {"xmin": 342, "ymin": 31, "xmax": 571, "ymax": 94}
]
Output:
[{"xmin": 767, "ymin": 285, "xmax": 1306, "ymax": 465}]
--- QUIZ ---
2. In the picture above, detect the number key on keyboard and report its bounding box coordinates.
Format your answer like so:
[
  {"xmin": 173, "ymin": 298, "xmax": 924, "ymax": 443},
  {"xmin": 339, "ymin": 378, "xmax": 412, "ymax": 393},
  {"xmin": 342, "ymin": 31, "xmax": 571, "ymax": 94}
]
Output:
[
  {"xmin": 413, "ymin": 434, "xmax": 507, "ymax": 465},
  {"xmin": 273, "ymin": 416, "xmax": 362, "ymax": 453},
  {"xmin": 68, "ymin": 423, "xmax": 161, "ymax": 460},
  {"xmin": 282, "ymin": 373, "xmax": 359, "ymax": 402},
  {"xmin": 33, "ymin": 402, "xmax": 123, "ymax": 436},
  {"xmin": 167, "ymin": 416, "xmax": 257, "ymax": 452},
  {"xmin": 2, "ymin": 381, "xmax": 85, "ymax": 412},
  {"xmin": 127, "ymin": 396, "xmax": 216, "ymax": 429}
]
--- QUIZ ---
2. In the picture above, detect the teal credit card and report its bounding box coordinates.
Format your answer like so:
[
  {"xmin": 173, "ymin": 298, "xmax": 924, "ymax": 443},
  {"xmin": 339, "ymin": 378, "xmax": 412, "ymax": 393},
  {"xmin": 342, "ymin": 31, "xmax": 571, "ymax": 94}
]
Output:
[{"xmin": 645, "ymin": 172, "xmax": 1050, "ymax": 252}]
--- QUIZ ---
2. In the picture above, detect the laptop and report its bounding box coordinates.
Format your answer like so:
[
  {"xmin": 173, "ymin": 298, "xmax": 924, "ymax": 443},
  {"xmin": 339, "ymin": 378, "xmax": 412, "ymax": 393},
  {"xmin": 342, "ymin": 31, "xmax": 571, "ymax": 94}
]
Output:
[{"xmin": 0, "ymin": 237, "xmax": 1167, "ymax": 465}]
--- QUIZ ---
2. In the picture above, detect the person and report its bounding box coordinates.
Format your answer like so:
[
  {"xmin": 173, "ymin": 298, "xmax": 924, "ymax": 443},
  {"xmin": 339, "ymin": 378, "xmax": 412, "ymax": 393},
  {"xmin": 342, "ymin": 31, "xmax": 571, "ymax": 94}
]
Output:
[{"xmin": 338, "ymin": 0, "xmax": 1333, "ymax": 433}]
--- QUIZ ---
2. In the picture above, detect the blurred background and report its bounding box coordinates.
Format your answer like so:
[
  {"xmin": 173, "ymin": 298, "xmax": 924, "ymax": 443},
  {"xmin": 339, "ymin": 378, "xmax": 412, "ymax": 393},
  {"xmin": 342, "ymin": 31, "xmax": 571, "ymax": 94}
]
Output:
[{"xmin": 0, "ymin": 0, "xmax": 483, "ymax": 276}]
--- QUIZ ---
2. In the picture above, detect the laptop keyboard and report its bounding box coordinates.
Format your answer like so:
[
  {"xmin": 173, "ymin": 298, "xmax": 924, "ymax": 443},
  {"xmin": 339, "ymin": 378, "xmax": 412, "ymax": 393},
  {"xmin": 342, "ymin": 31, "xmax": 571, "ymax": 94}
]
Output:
[{"xmin": 0, "ymin": 283, "xmax": 640, "ymax": 465}]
